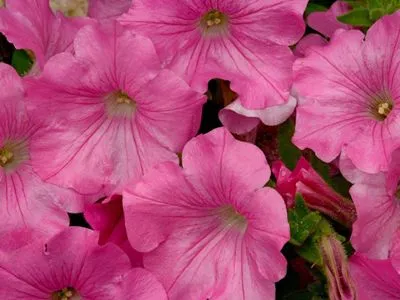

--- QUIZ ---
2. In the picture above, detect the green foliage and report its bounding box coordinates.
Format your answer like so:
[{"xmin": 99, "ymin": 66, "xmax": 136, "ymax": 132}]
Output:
[
  {"xmin": 339, "ymin": 0, "xmax": 400, "ymax": 27},
  {"xmin": 288, "ymin": 195, "xmax": 347, "ymax": 267},
  {"xmin": 278, "ymin": 120, "xmax": 302, "ymax": 170},
  {"xmin": 288, "ymin": 195, "xmax": 322, "ymax": 247},
  {"xmin": 11, "ymin": 49, "xmax": 33, "ymax": 76},
  {"xmin": 306, "ymin": 3, "xmax": 328, "ymax": 15}
]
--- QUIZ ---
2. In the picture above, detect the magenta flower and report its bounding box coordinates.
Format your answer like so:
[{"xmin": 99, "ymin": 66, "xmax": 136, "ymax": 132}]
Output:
[
  {"xmin": 50, "ymin": 0, "xmax": 132, "ymax": 19},
  {"xmin": 84, "ymin": 194, "xmax": 143, "ymax": 267},
  {"xmin": 0, "ymin": 63, "xmax": 78, "ymax": 236},
  {"xmin": 340, "ymin": 148, "xmax": 400, "ymax": 259},
  {"xmin": 0, "ymin": 227, "xmax": 167, "ymax": 300},
  {"xmin": 349, "ymin": 254, "xmax": 400, "ymax": 300},
  {"xmin": 273, "ymin": 157, "xmax": 356, "ymax": 226},
  {"xmin": 119, "ymin": 0, "xmax": 307, "ymax": 109},
  {"xmin": 27, "ymin": 22, "xmax": 205, "ymax": 196},
  {"xmin": 307, "ymin": 1, "xmax": 352, "ymax": 38},
  {"xmin": 293, "ymin": 12, "xmax": 400, "ymax": 173},
  {"xmin": 321, "ymin": 236, "xmax": 356, "ymax": 300},
  {"xmin": 0, "ymin": 0, "xmax": 91, "ymax": 72},
  {"xmin": 219, "ymin": 96, "xmax": 297, "ymax": 135},
  {"xmin": 293, "ymin": 33, "xmax": 328, "ymax": 58},
  {"xmin": 123, "ymin": 127, "xmax": 290, "ymax": 299},
  {"xmin": 391, "ymin": 230, "xmax": 400, "ymax": 274}
]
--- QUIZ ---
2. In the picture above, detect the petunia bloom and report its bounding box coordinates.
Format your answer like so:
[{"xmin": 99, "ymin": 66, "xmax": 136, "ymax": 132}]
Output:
[
  {"xmin": 307, "ymin": 1, "xmax": 352, "ymax": 38},
  {"xmin": 119, "ymin": 0, "xmax": 307, "ymax": 109},
  {"xmin": 84, "ymin": 194, "xmax": 143, "ymax": 267},
  {"xmin": 390, "ymin": 229, "xmax": 400, "ymax": 274},
  {"xmin": 0, "ymin": 63, "xmax": 78, "ymax": 237},
  {"xmin": 293, "ymin": 12, "xmax": 400, "ymax": 173},
  {"xmin": 27, "ymin": 22, "xmax": 205, "ymax": 196},
  {"xmin": 273, "ymin": 157, "xmax": 356, "ymax": 227},
  {"xmin": 0, "ymin": 227, "xmax": 167, "ymax": 300},
  {"xmin": 321, "ymin": 236, "xmax": 356, "ymax": 300},
  {"xmin": 123, "ymin": 127, "xmax": 290, "ymax": 299},
  {"xmin": 293, "ymin": 33, "xmax": 328, "ymax": 58},
  {"xmin": 219, "ymin": 96, "xmax": 297, "ymax": 135},
  {"xmin": 50, "ymin": 0, "xmax": 132, "ymax": 19},
  {"xmin": 339, "ymin": 148, "xmax": 400, "ymax": 259},
  {"xmin": 0, "ymin": 0, "xmax": 91, "ymax": 72},
  {"xmin": 349, "ymin": 254, "xmax": 400, "ymax": 300}
]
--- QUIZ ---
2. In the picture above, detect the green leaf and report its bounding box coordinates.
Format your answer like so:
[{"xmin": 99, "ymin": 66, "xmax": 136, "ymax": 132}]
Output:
[
  {"xmin": 278, "ymin": 120, "xmax": 302, "ymax": 170},
  {"xmin": 369, "ymin": 7, "xmax": 385, "ymax": 20},
  {"xmin": 343, "ymin": 0, "xmax": 367, "ymax": 8},
  {"xmin": 296, "ymin": 235, "xmax": 324, "ymax": 266},
  {"xmin": 11, "ymin": 50, "xmax": 33, "ymax": 76},
  {"xmin": 288, "ymin": 195, "xmax": 322, "ymax": 246},
  {"xmin": 367, "ymin": 0, "xmax": 381, "ymax": 9},
  {"xmin": 337, "ymin": 7, "xmax": 373, "ymax": 26},
  {"xmin": 306, "ymin": 3, "xmax": 328, "ymax": 15}
]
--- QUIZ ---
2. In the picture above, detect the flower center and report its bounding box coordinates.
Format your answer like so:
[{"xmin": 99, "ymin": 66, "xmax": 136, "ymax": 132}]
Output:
[
  {"xmin": 49, "ymin": 0, "xmax": 89, "ymax": 17},
  {"xmin": 0, "ymin": 0, "xmax": 5, "ymax": 8},
  {"xmin": 369, "ymin": 93, "xmax": 394, "ymax": 121},
  {"xmin": 52, "ymin": 287, "xmax": 80, "ymax": 300},
  {"xmin": 105, "ymin": 90, "xmax": 137, "ymax": 119},
  {"xmin": 219, "ymin": 205, "xmax": 247, "ymax": 231},
  {"xmin": 396, "ymin": 184, "xmax": 400, "ymax": 200},
  {"xmin": 0, "ymin": 141, "xmax": 28, "ymax": 172},
  {"xmin": 0, "ymin": 148, "xmax": 13, "ymax": 167},
  {"xmin": 200, "ymin": 10, "xmax": 228, "ymax": 36}
]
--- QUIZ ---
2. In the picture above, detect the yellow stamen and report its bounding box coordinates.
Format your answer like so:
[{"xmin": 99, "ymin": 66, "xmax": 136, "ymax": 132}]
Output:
[{"xmin": 0, "ymin": 148, "xmax": 14, "ymax": 167}]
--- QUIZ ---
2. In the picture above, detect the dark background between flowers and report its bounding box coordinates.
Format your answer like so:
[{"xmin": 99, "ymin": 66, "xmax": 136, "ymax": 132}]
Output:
[{"xmin": 0, "ymin": 1, "xmax": 368, "ymax": 299}]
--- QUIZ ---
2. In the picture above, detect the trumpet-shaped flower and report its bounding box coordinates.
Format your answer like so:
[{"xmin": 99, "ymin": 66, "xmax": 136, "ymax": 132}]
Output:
[
  {"xmin": 123, "ymin": 127, "xmax": 290, "ymax": 299},
  {"xmin": 27, "ymin": 22, "xmax": 205, "ymax": 196},
  {"xmin": 293, "ymin": 12, "xmax": 400, "ymax": 173},
  {"xmin": 119, "ymin": 0, "xmax": 307, "ymax": 109}
]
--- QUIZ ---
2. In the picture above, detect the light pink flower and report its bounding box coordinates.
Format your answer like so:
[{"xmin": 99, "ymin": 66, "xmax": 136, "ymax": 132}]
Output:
[
  {"xmin": 123, "ymin": 127, "xmax": 290, "ymax": 299},
  {"xmin": 390, "ymin": 229, "xmax": 400, "ymax": 274},
  {"xmin": 50, "ymin": 0, "xmax": 132, "ymax": 19},
  {"xmin": 349, "ymin": 254, "xmax": 400, "ymax": 300},
  {"xmin": 307, "ymin": 1, "xmax": 352, "ymax": 38},
  {"xmin": 0, "ymin": 0, "xmax": 91, "ymax": 72},
  {"xmin": 84, "ymin": 194, "xmax": 143, "ymax": 267},
  {"xmin": 0, "ymin": 63, "xmax": 76, "ymax": 238},
  {"xmin": 272, "ymin": 157, "xmax": 356, "ymax": 226},
  {"xmin": 119, "ymin": 0, "xmax": 307, "ymax": 109},
  {"xmin": 340, "ymin": 149, "xmax": 400, "ymax": 259},
  {"xmin": 0, "ymin": 227, "xmax": 167, "ymax": 300},
  {"xmin": 321, "ymin": 236, "xmax": 356, "ymax": 300},
  {"xmin": 293, "ymin": 33, "xmax": 328, "ymax": 58},
  {"xmin": 27, "ymin": 22, "xmax": 205, "ymax": 196},
  {"xmin": 293, "ymin": 12, "xmax": 400, "ymax": 173},
  {"xmin": 219, "ymin": 96, "xmax": 297, "ymax": 135}
]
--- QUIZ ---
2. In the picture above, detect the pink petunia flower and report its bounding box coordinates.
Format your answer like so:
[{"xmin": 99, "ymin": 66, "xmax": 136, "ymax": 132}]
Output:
[
  {"xmin": 27, "ymin": 22, "xmax": 205, "ymax": 196},
  {"xmin": 339, "ymin": 148, "xmax": 400, "ymax": 259},
  {"xmin": 0, "ymin": 63, "xmax": 80, "ymax": 238},
  {"xmin": 321, "ymin": 236, "xmax": 356, "ymax": 300},
  {"xmin": 390, "ymin": 229, "xmax": 400, "ymax": 274},
  {"xmin": 349, "ymin": 254, "xmax": 400, "ymax": 300},
  {"xmin": 50, "ymin": 0, "xmax": 132, "ymax": 19},
  {"xmin": 293, "ymin": 33, "xmax": 328, "ymax": 58},
  {"xmin": 219, "ymin": 96, "xmax": 297, "ymax": 135},
  {"xmin": 0, "ymin": 0, "xmax": 91, "ymax": 73},
  {"xmin": 293, "ymin": 12, "xmax": 400, "ymax": 173},
  {"xmin": 119, "ymin": 0, "xmax": 307, "ymax": 109},
  {"xmin": 272, "ymin": 157, "xmax": 356, "ymax": 227},
  {"xmin": 0, "ymin": 227, "xmax": 167, "ymax": 300},
  {"xmin": 84, "ymin": 194, "xmax": 143, "ymax": 267},
  {"xmin": 123, "ymin": 127, "xmax": 290, "ymax": 299},
  {"xmin": 307, "ymin": 1, "xmax": 352, "ymax": 38}
]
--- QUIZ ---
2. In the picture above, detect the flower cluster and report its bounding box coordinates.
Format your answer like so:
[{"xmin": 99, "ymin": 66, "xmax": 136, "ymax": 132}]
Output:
[{"xmin": 0, "ymin": 0, "xmax": 399, "ymax": 299}]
